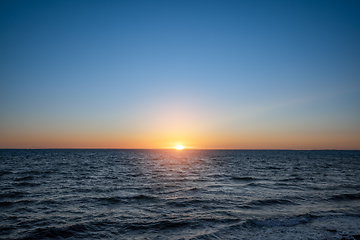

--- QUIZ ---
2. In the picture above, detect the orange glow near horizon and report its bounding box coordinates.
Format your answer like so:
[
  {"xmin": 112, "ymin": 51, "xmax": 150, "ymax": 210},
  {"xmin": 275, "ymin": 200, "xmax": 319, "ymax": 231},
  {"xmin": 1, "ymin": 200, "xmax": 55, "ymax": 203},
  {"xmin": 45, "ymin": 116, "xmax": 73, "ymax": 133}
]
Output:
[{"xmin": 0, "ymin": 124, "xmax": 359, "ymax": 150}]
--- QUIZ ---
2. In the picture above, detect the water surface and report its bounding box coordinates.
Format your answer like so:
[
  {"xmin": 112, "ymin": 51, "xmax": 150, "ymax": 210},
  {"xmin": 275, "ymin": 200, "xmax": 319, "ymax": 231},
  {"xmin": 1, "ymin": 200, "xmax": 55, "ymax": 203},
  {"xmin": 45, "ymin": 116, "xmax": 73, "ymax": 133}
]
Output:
[{"xmin": 1, "ymin": 149, "xmax": 359, "ymax": 239}]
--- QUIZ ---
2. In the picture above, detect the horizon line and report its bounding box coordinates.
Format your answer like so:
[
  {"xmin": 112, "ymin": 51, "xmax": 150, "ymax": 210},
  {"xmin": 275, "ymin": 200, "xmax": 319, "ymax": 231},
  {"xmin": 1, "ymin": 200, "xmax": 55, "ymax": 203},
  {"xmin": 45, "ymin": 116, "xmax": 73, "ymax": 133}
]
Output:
[{"xmin": 0, "ymin": 148, "xmax": 359, "ymax": 151}]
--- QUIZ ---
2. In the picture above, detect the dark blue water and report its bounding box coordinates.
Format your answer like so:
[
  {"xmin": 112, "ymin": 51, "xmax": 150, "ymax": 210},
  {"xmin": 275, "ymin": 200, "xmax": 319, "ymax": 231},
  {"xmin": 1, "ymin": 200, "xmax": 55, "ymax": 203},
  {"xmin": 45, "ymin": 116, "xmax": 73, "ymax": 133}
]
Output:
[{"xmin": 1, "ymin": 149, "xmax": 360, "ymax": 239}]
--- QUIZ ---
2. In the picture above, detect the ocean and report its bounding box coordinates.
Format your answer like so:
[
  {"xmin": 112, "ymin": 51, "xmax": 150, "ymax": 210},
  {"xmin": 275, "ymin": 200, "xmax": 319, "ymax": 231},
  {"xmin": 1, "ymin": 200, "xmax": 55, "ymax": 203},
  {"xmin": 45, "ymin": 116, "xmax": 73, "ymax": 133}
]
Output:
[{"xmin": 1, "ymin": 149, "xmax": 359, "ymax": 239}]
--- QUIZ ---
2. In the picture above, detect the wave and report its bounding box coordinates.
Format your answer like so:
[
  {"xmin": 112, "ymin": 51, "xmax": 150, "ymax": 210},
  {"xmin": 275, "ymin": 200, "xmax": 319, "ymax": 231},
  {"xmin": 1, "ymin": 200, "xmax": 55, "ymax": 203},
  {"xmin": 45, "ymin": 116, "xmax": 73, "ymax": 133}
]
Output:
[
  {"xmin": 20, "ymin": 223, "xmax": 89, "ymax": 240},
  {"xmin": 185, "ymin": 187, "xmax": 200, "ymax": 192},
  {"xmin": 0, "ymin": 199, "xmax": 34, "ymax": 208},
  {"xmin": 188, "ymin": 214, "xmax": 319, "ymax": 240},
  {"xmin": 123, "ymin": 216, "xmax": 240, "ymax": 232},
  {"xmin": 14, "ymin": 176, "xmax": 35, "ymax": 181},
  {"xmin": 0, "ymin": 201, "xmax": 13, "ymax": 207},
  {"xmin": 16, "ymin": 213, "xmax": 360, "ymax": 240},
  {"xmin": 279, "ymin": 177, "xmax": 304, "ymax": 182},
  {"xmin": 0, "ymin": 170, "xmax": 13, "ymax": 175},
  {"xmin": 329, "ymin": 193, "xmax": 360, "ymax": 201},
  {"xmin": 124, "ymin": 219, "xmax": 190, "ymax": 231},
  {"xmin": 166, "ymin": 198, "xmax": 222, "ymax": 208},
  {"xmin": 14, "ymin": 182, "xmax": 40, "ymax": 187},
  {"xmin": 17, "ymin": 219, "xmax": 190, "ymax": 239},
  {"xmin": 37, "ymin": 199, "xmax": 58, "ymax": 205},
  {"xmin": 247, "ymin": 198, "xmax": 295, "ymax": 207},
  {"xmin": 243, "ymin": 214, "xmax": 313, "ymax": 228},
  {"xmin": 20, "ymin": 170, "xmax": 43, "ymax": 176},
  {"xmin": 267, "ymin": 166, "xmax": 281, "ymax": 170},
  {"xmin": 231, "ymin": 176, "xmax": 258, "ymax": 181},
  {"xmin": 98, "ymin": 194, "xmax": 156, "ymax": 204},
  {"xmin": 17, "ymin": 218, "xmax": 201, "ymax": 239},
  {"xmin": 0, "ymin": 191, "xmax": 26, "ymax": 199}
]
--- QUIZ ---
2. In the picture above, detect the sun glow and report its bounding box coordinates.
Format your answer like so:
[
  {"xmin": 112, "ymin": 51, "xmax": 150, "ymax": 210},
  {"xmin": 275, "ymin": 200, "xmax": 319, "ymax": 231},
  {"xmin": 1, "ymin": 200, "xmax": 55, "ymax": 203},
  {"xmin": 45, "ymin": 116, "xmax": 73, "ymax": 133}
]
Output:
[{"xmin": 175, "ymin": 145, "xmax": 184, "ymax": 150}]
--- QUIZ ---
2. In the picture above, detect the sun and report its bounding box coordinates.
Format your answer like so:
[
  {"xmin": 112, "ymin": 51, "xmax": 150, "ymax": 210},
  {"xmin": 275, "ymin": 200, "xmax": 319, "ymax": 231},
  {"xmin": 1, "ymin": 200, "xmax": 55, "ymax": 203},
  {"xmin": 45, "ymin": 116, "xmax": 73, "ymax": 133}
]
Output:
[{"xmin": 175, "ymin": 145, "xmax": 184, "ymax": 150}]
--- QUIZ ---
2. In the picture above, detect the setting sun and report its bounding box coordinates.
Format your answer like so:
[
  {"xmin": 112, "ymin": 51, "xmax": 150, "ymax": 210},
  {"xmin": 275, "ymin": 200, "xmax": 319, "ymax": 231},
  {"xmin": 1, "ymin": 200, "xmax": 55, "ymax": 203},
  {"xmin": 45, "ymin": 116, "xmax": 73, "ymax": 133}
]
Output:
[{"xmin": 175, "ymin": 145, "xmax": 184, "ymax": 150}]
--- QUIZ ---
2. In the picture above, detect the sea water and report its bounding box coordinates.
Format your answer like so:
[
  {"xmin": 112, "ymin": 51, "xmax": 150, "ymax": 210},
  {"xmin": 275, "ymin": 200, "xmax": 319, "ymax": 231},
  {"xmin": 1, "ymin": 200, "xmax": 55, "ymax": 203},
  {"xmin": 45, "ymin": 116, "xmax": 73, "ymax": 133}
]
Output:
[{"xmin": 1, "ymin": 149, "xmax": 359, "ymax": 239}]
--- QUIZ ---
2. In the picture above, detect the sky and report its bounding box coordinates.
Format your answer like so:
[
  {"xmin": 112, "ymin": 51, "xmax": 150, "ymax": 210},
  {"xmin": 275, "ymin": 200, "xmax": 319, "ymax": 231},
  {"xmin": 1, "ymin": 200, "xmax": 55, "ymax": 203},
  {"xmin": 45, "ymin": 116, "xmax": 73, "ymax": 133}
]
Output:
[{"xmin": 0, "ymin": 0, "xmax": 359, "ymax": 149}]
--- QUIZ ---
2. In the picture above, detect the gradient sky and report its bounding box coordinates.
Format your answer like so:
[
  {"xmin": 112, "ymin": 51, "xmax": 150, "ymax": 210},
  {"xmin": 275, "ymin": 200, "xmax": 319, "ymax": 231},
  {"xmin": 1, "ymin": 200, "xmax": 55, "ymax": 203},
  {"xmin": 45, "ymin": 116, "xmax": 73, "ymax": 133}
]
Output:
[{"xmin": 1, "ymin": 0, "xmax": 359, "ymax": 149}]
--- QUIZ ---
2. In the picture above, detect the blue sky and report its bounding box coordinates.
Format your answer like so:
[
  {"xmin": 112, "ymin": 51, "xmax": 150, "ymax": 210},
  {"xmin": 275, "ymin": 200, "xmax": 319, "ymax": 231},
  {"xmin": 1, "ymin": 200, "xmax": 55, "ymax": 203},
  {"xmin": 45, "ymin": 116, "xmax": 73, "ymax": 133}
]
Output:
[{"xmin": 1, "ymin": 0, "xmax": 359, "ymax": 149}]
